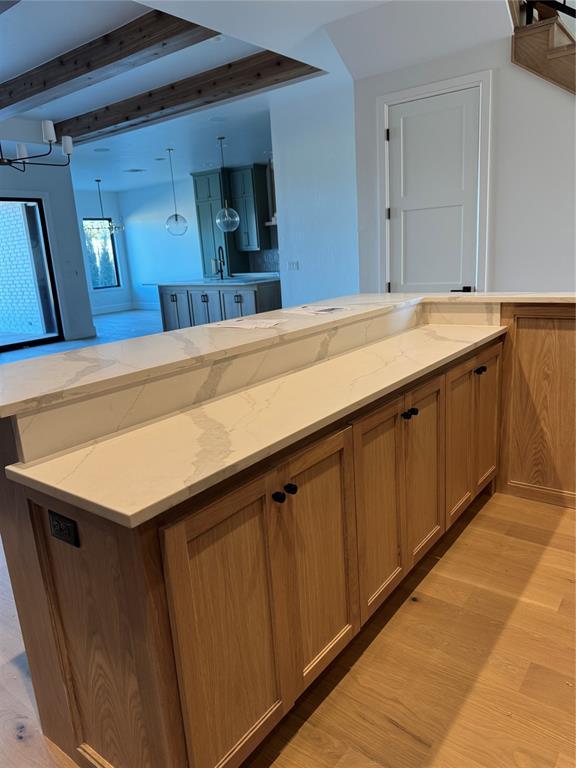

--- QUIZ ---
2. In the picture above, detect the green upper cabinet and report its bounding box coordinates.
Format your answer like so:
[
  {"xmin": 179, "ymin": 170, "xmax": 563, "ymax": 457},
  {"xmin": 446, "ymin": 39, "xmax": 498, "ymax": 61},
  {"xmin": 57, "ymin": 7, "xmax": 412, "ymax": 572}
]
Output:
[
  {"xmin": 193, "ymin": 171, "xmax": 223, "ymax": 203},
  {"xmin": 229, "ymin": 165, "xmax": 271, "ymax": 253}
]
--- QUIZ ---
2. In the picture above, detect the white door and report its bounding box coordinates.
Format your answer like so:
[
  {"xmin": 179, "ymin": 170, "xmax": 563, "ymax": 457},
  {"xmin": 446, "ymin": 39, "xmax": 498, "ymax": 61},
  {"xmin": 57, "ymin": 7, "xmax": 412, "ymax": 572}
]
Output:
[{"xmin": 388, "ymin": 87, "xmax": 480, "ymax": 292}]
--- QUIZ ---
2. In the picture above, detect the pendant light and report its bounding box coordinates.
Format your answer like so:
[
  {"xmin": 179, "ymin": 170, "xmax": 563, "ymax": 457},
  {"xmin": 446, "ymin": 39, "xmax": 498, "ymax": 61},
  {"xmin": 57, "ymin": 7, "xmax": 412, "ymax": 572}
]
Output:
[
  {"xmin": 215, "ymin": 136, "xmax": 240, "ymax": 233},
  {"xmin": 86, "ymin": 179, "xmax": 123, "ymax": 235},
  {"xmin": 165, "ymin": 147, "xmax": 188, "ymax": 236}
]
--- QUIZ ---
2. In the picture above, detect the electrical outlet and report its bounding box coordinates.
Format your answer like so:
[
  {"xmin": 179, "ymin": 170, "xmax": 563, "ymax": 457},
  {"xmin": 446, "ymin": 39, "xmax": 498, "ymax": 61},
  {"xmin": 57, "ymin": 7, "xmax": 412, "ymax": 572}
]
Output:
[
  {"xmin": 49, "ymin": 510, "xmax": 80, "ymax": 548},
  {"xmin": 288, "ymin": 261, "xmax": 300, "ymax": 271}
]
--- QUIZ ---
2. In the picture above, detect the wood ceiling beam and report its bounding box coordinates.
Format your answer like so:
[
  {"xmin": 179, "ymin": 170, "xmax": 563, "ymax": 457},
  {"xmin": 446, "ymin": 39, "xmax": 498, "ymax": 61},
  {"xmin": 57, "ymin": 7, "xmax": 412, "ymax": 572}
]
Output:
[
  {"xmin": 0, "ymin": 1, "xmax": 20, "ymax": 15},
  {"xmin": 0, "ymin": 10, "xmax": 219, "ymax": 118},
  {"xmin": 54, "ymin": 51, "xmax": 323, "ymax": 143}
]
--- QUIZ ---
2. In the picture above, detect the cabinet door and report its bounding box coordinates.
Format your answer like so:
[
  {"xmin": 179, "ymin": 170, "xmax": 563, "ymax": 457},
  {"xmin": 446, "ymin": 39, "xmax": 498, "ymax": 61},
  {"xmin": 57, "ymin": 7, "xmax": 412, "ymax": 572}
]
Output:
[
  {"xmin": 162, "ymin": 476, "xmax": 289, "ymax": 768},
  {"xmin": 272, "ymin": 429, "xmax": 359, "ymax": 698},
  {"xmin": 193, "ymin": 171, "xmax": 222, "ymax": 202},
  {"xmin": 189, "ymin": 290, "xmax": 223, "ymax": 326},
  {"xmin": 353, "ymin": 397, "xmax": 406, "ymax": 624},
  {"xmin": 404, "ymin": 375, "xmax": 446, "ymax": 568},
  {"xmin": 221, "ymin": 289, "xmax": 256, "ymax": 319},
  {"xmin": 233, "ymin": 195, "xmax": 259, "ymax": 252},
  {"xmin": 473, "ymin": 343, "xmax": 502, "ymax": 494},
  {"xmin": 159, "ymin": 288, "xmax": 191, "ymax": 330},
  {"xmin": 445, "ymin": 357, "xmax": 475, "ymax": 528}
]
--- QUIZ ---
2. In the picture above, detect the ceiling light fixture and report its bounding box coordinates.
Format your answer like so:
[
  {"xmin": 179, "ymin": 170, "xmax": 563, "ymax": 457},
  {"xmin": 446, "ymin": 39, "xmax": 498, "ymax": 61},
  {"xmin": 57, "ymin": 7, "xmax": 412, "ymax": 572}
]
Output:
[
  {"xmin": 165, "ymin": 147, "xmax": 188, "ymax": 236},
  {"xmin": 0, "ymin": 120, "xmax": 73, "ymax": 173},
  {"xmin": 215, "ymin": 136, "xmax": 240, "ymax": 233},
  {"xmin": 85, "ymin": 178, "xmax": 124, "ymax": 235}
]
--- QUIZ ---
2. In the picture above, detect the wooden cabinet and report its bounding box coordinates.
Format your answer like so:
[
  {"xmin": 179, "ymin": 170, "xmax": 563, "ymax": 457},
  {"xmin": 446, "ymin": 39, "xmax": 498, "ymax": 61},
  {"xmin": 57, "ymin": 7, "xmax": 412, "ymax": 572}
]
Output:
[
  {"xmin": 162, "ymin": 429, "xmax": 359, "ymax": 766},
  {"xmin": 272, "ymin": 430, "xmax": 359, "ymax": 697},
  {"xmin": 500, "ymin": 304, "xmax": 575, "ymax": 507},
  {"xmin": 162, "ymin": 476, "xmax": 289, "ymax": 768},
  {"xmin": 404, "ymin": 375, "xmax": 446, "ymax": 567},
  {"xmin": 159, "ymin": 287, "xmax": 192, "ymax": 331},
  {"xmin": 445, "ymin": 344, "xmax": 501, "ymax": 528},
  {"xmin": 353, "ymin": 397, "xmax": 406, "ymax": 624},
  {"xmin": 445, "ymin": 358, "xmax": 476, "ymax": 527},
  {"xmin": 473, "ymin": 344, "xmax": 501, "ymax": 494},
  {"xmin": 189, "ymin": 289, "xmax": 223, "ymax": 325},
  {"xmin": 221, "ymin": 288, "xmax": 257, "ymax": 320}
]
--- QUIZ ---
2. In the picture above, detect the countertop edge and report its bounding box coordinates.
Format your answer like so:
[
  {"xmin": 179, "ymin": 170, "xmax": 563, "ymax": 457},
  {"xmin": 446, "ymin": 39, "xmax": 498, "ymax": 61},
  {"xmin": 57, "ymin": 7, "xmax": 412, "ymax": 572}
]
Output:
[{"xmin": 6, "ymin": 325, "xmax": 507, "ymax": 528}]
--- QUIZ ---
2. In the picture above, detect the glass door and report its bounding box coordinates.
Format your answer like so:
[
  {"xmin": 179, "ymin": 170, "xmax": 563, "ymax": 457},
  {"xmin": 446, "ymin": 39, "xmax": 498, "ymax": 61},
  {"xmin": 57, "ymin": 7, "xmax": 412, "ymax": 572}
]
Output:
[{"xmin": 0, "ymin": 198, "xmax": 62, "ymax": 351}]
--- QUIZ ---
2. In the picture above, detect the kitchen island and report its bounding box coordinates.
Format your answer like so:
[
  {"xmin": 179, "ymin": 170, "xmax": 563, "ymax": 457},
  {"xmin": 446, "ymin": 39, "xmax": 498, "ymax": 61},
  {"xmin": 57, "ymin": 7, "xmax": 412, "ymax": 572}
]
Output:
[{"xmin": 0, "ymin": 293, "xmax": 574, "ymax": 768}]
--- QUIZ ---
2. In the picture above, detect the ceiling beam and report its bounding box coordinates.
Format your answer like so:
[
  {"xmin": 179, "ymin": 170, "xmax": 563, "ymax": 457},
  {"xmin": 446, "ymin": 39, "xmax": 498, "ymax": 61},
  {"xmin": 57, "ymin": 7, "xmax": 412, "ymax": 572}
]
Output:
[
  {"xmin": 0, "ymin": 10, "xmax": 219, "ymax": 118},
  {"xmin": 54, "ymin": 51, "xmax": 323, "ymax": 143}
]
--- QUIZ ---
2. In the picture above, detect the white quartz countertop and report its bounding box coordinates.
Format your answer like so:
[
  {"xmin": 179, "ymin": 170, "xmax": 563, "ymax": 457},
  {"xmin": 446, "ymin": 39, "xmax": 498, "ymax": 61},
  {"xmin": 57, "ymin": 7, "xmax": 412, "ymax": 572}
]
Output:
[
  {"xmin": 6, "ymin": 323, "xmax": 507, "ymax": 527},
  {"xmin": 0, "ymin": 292, "xmax": 572, "ymax": 419}
]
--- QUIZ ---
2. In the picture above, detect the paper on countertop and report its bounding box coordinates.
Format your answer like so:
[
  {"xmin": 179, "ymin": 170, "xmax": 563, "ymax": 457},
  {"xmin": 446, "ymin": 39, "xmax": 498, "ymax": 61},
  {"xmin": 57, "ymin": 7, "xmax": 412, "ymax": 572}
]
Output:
[
  {"xmin": 283, "ymin": 305, "xmax": 353, "ymax": 316},
  {"xmin": 215, "ymin": 318, "xmax": 282, "ymax": 329}
]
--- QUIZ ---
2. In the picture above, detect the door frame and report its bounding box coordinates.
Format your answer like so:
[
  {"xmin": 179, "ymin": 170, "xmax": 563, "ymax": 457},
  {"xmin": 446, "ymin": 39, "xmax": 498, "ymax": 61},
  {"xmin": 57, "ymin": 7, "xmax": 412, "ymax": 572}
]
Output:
[{"xmin": 376, "ymin": 70, "xmax": 493, "ymax": 293}]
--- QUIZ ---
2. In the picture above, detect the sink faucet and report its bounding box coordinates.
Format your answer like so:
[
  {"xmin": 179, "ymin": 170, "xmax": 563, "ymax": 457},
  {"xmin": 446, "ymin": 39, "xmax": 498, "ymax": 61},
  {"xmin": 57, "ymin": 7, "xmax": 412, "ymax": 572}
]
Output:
[{"xmin": 214, "ymin": 246, "xmax": 226, "ymax": 280}]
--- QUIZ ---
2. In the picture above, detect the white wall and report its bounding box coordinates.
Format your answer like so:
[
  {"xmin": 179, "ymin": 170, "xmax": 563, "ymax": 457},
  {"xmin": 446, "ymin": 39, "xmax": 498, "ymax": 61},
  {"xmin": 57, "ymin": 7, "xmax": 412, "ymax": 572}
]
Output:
[
  {"xmin": 356, "ymin": 39, "xmax": 576, "ymax": 292},
  {"xmin": 0, "ymin": 162, "xmax": 96, "ymax": 339},
  {"xmin": 118, "ymin": 179, "xmax": 203, "ymax": 309},
  {"xmin": 73, "ymin": 189, "xmax": 133, "ymax": 315},
  {"xmin": 270, "ymin": 79, "xmax": 360, "ymax": 307}
]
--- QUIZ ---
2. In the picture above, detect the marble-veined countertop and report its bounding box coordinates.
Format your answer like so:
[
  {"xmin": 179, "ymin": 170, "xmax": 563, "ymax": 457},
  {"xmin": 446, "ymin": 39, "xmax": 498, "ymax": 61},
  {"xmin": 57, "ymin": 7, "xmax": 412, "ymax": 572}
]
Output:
[
  {"xmin": 6, "ymin": 322, "xmax": 507, "ymax": 527},
  {"xmin": 0, "ymin": 292, "xmax": 572, "ymax": 419}
]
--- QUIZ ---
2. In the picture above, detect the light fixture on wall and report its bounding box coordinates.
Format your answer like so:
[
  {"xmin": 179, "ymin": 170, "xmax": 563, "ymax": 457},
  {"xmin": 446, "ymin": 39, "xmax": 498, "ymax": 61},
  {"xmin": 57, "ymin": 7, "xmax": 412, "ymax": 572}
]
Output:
[
  {"xmin": 85, "ymin": 178, "xmax": 124, "ymax": 235},
  {"xmin": 0, "ymin": 120, "xmax": 73, "ymax": 173},
  {"xmin": 165, "ymin": 147, "xmax": 188, "ymax": 236},
  {"xmin": 215, "ymin": 136, "xmax": 240, "ymax": 233}
]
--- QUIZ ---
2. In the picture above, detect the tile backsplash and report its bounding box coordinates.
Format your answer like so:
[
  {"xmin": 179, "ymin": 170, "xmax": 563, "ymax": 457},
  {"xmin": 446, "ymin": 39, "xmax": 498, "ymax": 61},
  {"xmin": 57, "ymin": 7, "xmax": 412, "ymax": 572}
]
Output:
[{"xmin": 249, "ymin": 249, "xmax": 280, "ymax": 272}]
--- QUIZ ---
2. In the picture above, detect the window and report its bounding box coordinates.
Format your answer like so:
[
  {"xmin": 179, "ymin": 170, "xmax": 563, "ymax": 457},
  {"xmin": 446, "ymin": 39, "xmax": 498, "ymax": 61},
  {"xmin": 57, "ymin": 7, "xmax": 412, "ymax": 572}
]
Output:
[
  {"xmin": 0, "ymin": 198, "xmax": 62, "ymax": 351},
  {"xmin": 82, "ymin": 219, "xmax": 120, "ymax": 289}
]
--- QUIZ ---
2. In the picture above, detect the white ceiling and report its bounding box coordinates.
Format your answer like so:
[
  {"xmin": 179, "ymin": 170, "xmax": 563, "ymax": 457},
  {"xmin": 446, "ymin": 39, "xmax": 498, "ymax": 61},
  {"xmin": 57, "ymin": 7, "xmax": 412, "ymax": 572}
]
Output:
[{"xmin": 70, "ymin": 92, "xmax": 273, "ymax": 191}]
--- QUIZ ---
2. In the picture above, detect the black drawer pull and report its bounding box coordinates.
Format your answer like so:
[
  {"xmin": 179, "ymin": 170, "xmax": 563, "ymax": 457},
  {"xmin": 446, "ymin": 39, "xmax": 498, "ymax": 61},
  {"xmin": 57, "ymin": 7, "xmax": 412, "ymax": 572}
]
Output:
[
  {"xmin": 474, "ymin": 365, "xmax": 487, "ymax": 375},
  {"xmin": 201, "ymin": 293, "xmax": 209, "ymax": 303},
  {"xmin": 272, "ymin": 491, "xmax": 286, "ymax": 504},
  {"xmin": 284, "ymin": 483, "xmax": 298, "ymax": 495},
  {"xmin": 401, "ymin": 411, "xmax": 412, "ymax": 420},
  {"xmin": 170, "ymin": 293, "xmax": 177, "ymax": 302},
  {"xmin": 234, "ymin": 294, "xmax": 243, "ymax": 304}
]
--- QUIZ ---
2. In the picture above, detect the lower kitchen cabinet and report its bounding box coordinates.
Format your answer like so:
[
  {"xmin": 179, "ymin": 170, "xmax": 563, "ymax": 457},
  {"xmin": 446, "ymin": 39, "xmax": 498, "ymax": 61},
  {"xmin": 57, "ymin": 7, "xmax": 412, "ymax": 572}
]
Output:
[
  {"xmin": 162, "ymin": 429, "xmax": 358, "ymax": 768},
  {"xmin": 189, "ymin": 289, "xmax": 223, "ymax": 325},
  {"xmin": 162, "ymin": 476, "xmax": 290, "ymax": 768},
  {"xmin": 159, "ymin": 287, "xmax": 191, "ymax": 330},
  {"xmin": 445, "ymin": 342, "xmax": 502, "ymax": 528},
  {"xmin": 404, "ymin": 375, "xmax": 446, "ymax": 567},
  {"xmin": 221, "ymin": 288, "xmax": 257, "ymax": 320},
  {"xmin": 473, "ymin": 343, "xmax": 501, "ymax": 494},
  {"xmin": 353, "ymin": 396, "xmax": 406, "ymax": 624},
  {"xmin": 272, "ymin": 429, "xmax": 359, "ymax": 698}
]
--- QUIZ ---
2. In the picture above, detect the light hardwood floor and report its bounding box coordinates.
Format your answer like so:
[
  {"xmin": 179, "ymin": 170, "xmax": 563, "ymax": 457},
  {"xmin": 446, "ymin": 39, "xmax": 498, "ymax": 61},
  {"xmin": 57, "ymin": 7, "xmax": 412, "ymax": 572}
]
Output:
[{"xmin": 0, "ymin": 493, "xmax": 573, "ymax": 768}]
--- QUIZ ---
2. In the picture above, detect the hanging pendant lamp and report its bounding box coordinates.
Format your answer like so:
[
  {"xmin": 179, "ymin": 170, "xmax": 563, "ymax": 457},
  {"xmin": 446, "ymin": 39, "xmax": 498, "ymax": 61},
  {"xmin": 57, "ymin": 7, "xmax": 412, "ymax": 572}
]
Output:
[
  {"xmin": 215, "ymin": 136, "xmax": 240, "ymax": 233},
  {"xmin": 86, "ymin": 179, "xmax": 123, "ymax": 235},
  {"xmin": 165, "ymin": 147, "xmax": 188, "ymax": 236}
]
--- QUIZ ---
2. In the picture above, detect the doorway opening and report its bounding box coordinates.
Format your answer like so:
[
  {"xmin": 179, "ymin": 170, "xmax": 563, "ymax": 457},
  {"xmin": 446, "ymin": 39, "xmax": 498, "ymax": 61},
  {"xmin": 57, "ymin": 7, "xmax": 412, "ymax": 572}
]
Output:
[{"xmin": 0, "ymin": 198, "xmax": 63, "ymax": 351}]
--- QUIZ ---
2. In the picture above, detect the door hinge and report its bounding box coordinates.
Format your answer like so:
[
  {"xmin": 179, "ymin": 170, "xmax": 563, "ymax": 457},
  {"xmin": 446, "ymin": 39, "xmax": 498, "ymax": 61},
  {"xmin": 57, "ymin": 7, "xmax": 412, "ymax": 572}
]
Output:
[
  {"xmin": 385, "ymin": 128, "xmax": 390, "ymax": 141},
  {"xmin": 386, "ymin": 208, "xmax": 391, "ymax": 220},
  {"xmin": 386, "ymin": 281, "xmax": 391, "ymax": 293}
]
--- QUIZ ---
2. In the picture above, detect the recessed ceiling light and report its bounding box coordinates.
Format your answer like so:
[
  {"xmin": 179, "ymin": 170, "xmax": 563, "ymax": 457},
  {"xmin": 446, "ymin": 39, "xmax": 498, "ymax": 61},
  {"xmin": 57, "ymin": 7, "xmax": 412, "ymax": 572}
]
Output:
[
  {"xmin": 94, "ymin": 147, "xmax": 111, "ymax": 153},
  {"xmin": 123, "ymin": 168, "xmax": 147, "ymax": 173},
  {"xmin": 154, "ymin": 157, "xmax": 166, "ymax": 161}
]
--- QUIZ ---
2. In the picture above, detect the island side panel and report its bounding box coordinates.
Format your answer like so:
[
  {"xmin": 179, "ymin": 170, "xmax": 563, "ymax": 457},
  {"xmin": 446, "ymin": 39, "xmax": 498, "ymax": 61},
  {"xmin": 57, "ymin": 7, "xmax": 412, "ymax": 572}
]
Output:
[
  {"xmin": 0, "ymin": 417, "xmax": 79, "ymax": 760},
  {"xmin": 0, "ymin": 432, "xmax": 189, "ymax": 768}
]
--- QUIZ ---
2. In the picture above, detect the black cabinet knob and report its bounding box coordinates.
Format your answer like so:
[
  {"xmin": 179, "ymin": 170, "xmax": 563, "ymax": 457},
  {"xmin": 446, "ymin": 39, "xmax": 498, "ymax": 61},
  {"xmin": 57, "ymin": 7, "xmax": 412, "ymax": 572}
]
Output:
[
  {"xmin": 284, "ymin": 483, "xmax": 298, "ymax": 495},
  {"xmin": 474, "ymin": 365, "xmax": 487, "ymax": 375},
  {"xmin": 409, "ymin": 407, "xmax": 419, "ymax": 416},
  {"xmin": 401, "ymin": 411, "xmax": 412, "ymax": 420},
  {"xmin": 272, "ymin": 491, "xmax": 286, "ymax": 504}
]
